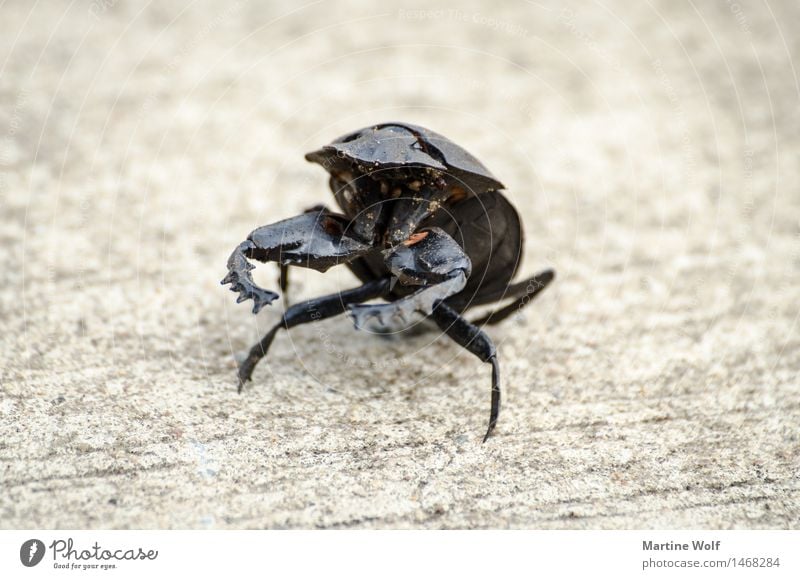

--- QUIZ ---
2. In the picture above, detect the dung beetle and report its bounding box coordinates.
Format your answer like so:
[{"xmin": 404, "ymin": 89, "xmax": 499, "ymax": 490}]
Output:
[{"xmin": 222, "ymin": 123, "xmax": 554, "ymax": 441}]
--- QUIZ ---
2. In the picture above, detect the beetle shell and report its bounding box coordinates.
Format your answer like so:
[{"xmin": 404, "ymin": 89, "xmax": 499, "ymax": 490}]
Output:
[{"xmin": 305, "ymin": 122, "xmax": 505, "ymax": 195}]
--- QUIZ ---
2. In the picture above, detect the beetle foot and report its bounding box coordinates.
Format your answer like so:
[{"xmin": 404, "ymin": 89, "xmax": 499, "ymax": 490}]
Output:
[
  {"xmin": 221, "ymin": 272, "xmax": 279, "ymax": 315},
  {"xmin": 236, "ymin": 357, "xmax": 257, "ymax": 391},
  {"xmin": 348, "ymin": 272, "xmax": 467, "ymax": 330},
  {"xmin": 347, "ymin": 292, "xmax": 438, "ymax": 330},
  {"xmin": 348, "ymin": 300, "xmax": 417, "ymax": 330},
  {"xmin": 221, "ymin": 242, "xmax": 279, "ymax": 314}
]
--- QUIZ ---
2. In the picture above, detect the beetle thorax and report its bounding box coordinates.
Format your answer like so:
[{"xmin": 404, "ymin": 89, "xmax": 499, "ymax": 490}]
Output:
[{"xmin": 331, "ymin": 166, "xmax": 466, "ymax": 248}]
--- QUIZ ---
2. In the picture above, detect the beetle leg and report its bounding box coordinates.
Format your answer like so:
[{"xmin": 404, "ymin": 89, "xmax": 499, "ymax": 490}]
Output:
[
  {"xmin": 470, "ymin": 269, "xmax": 555, "ymax": 326},
  {"xmin": 276, "ymin": 204, "xmax": 340, "ymax": 306},
  {"xmin": 347, "ymin": 227, "xmax": 471, "ymax": 329},
  {"xmin": 222, "ymin": 210, "xmax": 372, "ymax": 313},
  {"xmin": 221, "ymin": 240, "xmax": 280, "ymax": 314},
  {"xmin": 429, "ymin": 301, "xmax": 501, "ymax": 443},
  {"xmin": 278, "ymin": 263, "xmax": 290, "ymax": 300},
  {"xmin": 237, "ymin": 278, "xmax": 391, "ymax": 388},
  {"xmin": 348, "ymin": 275, "xmax": 467, "ymax": 329}
]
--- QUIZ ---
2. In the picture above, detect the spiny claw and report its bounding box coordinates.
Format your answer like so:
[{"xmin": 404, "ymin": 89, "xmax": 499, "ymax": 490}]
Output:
[
  {"xmin": 395, "ymin": 307, "xmax": 409, "ymax": 324},
  {"xmin": 347, "ymin": 301, "xmax": 416, "ymax": 330},
  {"xmin": 347, "ymin": 303, "xmax": 380, "ymax": 330},
  {"xmin": 223, "ymin": 276, "xmax": 278, "ymax": 313},
  {"xmin": 249, "ymin": 286, "xmax": 279, "ymax": 314},
  {"xmin": 347, "ymin": 304, "xmax": 368, "ymax": 330},
  {"xmin": 378, "ymin": 309, "xmax": 390, "ymax": 327},
  {"xmin": 221, "ymin": 241, "xmax": 279, "ymax": 314},
  {"xmin": 347, "ymin": 272, "xmax": 467, "ymax": 330}
]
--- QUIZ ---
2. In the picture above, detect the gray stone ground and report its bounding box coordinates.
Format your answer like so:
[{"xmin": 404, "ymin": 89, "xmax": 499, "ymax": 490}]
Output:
[{"xmin": 1, "ymin": 0, "xmax": 798, "ymax": 529}]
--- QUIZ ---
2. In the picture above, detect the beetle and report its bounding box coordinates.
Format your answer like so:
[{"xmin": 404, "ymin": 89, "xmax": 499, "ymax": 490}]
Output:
[{"xmin": 222, "ymin": 122, "xmax": 554, "ymax": 441}]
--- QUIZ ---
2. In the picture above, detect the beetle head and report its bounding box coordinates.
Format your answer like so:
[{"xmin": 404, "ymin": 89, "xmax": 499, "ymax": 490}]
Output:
[{"xmin": 305, "ymin": 125, "xmax": 449, "ymax": 176}]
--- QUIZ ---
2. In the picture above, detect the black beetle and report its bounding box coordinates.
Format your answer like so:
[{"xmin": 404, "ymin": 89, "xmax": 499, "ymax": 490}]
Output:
[{"xmin": 222, "ymin": 123, "xmax": 554, "ymax": 441}]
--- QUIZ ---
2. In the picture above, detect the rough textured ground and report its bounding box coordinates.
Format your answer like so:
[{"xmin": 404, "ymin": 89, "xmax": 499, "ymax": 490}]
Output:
[{"xmin": 1, "ymin": 0, "xmax": 798, "ymax": 529}]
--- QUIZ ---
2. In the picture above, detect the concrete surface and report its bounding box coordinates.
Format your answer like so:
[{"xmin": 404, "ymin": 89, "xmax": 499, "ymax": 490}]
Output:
[{"xmin": 1, "ymin": 0, "xmax": 798, "ymax": 529}]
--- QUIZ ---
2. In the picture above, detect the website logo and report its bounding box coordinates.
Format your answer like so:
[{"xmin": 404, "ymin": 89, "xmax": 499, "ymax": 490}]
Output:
[{"xmin": 20, "ymin": 539, "xmax": 46, "ymax": 567}]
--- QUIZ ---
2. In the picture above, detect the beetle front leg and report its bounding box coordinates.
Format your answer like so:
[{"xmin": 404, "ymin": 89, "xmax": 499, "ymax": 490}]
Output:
[
  {"xmin": 222, "ymin": 210, "xmax": 372, "ymax": 313},
  {"xmin": 347, "ymin": 227, "xmax": 471, "ymax": 328},
  {"xmin": 222, "ymin": 240, "xmax": 280, "ymax": 314},
  {"xmin": 276, "ymin": 204, "xmax": 333, "ymax": 305}
]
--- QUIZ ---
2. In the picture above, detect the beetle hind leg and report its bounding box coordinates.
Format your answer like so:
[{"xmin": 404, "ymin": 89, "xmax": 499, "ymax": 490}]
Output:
[
  {"xmin": 470, "ymin": 269, "xmax": 555, "ymax": 326},
  {"xmin": 429, "ymin": 301, "xmax": 501, "ymax": 442}
]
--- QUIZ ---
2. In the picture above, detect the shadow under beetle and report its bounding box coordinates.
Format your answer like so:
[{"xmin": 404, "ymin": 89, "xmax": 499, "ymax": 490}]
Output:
[{"xmin": 222, "ymin": 123, "xmax": 555, "ymax": 441}]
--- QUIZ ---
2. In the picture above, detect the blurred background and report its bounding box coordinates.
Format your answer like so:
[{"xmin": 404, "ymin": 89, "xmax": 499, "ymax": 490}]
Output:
[{"xmin": 1, "ymin": 0, "xmax": 798, "ymax": 528}]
